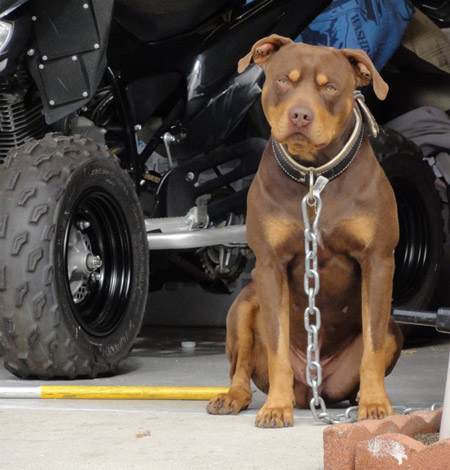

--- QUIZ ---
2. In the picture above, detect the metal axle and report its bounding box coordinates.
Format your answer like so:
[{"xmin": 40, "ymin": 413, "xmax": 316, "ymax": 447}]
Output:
[
  {"xmin": 392, "ymin": 308, "xmax": 450, "ymax": 333},
  {"xmin": 147, "ymin": 224, "xmax": 247, "ymax": 250}
]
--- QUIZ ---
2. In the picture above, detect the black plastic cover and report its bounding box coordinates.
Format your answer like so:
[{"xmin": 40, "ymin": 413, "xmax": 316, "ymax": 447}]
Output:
[
  {"xmin": 114, "ymin": 0, "xmax": 234, "ymax": 42},
  {"xmin": 126, "ymin": 73, "xmax": 183, "ymax": 125},
  {"xmin": 34, "ymin": 1, "xmax": 99, "ymax": 60},
  {"xmin": 179, "ymin": 65, "xmax": 263, "ymax": 157},
  {"xmin": 39, "ymin": 56, "xmax": 89, "ymax": 106},
  {"xmin": 28, "ymin": 0, "xmax": 113, "ymax": 124}
]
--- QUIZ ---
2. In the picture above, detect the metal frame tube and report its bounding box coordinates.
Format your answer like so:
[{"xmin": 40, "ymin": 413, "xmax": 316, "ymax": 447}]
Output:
[
  {"xmin": 392, "ymin": 309, "xmax": 437, "ymax": 328},
  {"xmin": 147, "ymin": 224, "xmax": 247, "ymax": 250}
]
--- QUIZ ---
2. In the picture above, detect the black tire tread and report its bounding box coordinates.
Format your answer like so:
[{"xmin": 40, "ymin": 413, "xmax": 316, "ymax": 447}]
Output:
[{"xmin": 0, "ymin": 133, "xmax": 133, "ymax": 378}]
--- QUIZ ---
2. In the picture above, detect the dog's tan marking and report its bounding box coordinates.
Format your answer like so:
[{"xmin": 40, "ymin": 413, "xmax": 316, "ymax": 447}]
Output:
[
  {"xmin": 263, "ymin": 216, "xmax": 293, "ymax": 248},
  {"xmin": 207, "ymin": 287, "xmax": 256, "ymax": 416},
  {"xmin": 288, "ymin": 69, "xmax": 301, "ymax": 82},
  {"xmin": 358, "ymin": 347, "xmax": 392, "ymax": 420},
  {"xmin": 316, "ymin": 73, "xmax": 329, "ymax": 86},
  {"xmin": 384, "ymin": 333, "xmax": 399, "ymax": 369},
  {"xmin": 255, "ymin": 273, "xmax": 294, "ymax": 428},
  {"xmin": 345, "ymin": 217, "xmax": 376, "ymax": 252},
  {"xmin": 358, "ymin": 254, "xmax": 395, "ymax": 420}
]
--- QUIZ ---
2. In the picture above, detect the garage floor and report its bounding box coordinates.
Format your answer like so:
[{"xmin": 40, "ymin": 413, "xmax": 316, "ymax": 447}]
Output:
[{"xmin": 0, "ymin": 327, "xmax": 448, "ymax": 470}]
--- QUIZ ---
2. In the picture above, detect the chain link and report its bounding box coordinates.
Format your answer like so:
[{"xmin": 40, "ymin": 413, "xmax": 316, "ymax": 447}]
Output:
[
  {"xmin": 301, "ymin": 171, "xmax": 440, "ymax": 425},
  {"xmin": 302, "ymin": 172, "xmax": 356, "ymax": 425}
]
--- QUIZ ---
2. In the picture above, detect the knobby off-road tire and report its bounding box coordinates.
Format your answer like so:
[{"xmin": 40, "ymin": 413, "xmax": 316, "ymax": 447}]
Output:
[
  {"xmin": 0, "ymin": 134, "xmax": 149, "ymax": 378},
  {"xmin": 374, "ymin": 128, "xmax": 444, "ymax": 310}
]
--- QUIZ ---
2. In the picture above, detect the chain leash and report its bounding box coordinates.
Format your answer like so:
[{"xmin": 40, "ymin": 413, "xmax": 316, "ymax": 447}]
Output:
[
  {"xmin": 301, "ymin": 171, "xmax": 440, "ymax": 425},
  {"xmin": 302, "ymin": 171, "xmax": 348, "ymax": 424}
]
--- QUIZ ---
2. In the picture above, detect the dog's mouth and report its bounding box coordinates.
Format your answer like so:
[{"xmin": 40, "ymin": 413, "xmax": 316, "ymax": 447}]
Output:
[
  {"xmin": 269, "ymin": 116, "xmax": 334, "ymax": 156},
  {"xmin": 284, "ymin": 132, "xmax": 308, "ymax": 142},
  {"xmin": 280, "ymin": 132, "xmax": 330, "ymax": 156}
]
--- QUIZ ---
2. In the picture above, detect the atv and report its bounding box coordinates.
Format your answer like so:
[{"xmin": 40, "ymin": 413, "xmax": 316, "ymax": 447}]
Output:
[
  {"xmin": 0, "ymin": 0, "xmax": 332, "ymax": 379},
  {"xmin": 0, "ymin": 0, "xmax": 445, "ymax": 379}
]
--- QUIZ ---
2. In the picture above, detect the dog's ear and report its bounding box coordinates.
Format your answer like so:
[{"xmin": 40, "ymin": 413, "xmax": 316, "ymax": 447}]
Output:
[
  {"xmin": 341, "ymin": 48, "xmax": 389, "ymax": 100},
  {"xmin": 238, "ymin": 34, "xmax": 293, "ymax": 73}
]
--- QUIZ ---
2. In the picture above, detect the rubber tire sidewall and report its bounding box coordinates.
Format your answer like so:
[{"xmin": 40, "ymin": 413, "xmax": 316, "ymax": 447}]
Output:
[
  {"xmin": 53, "ymin": 156, "xmax": 148, "ymax": 364},
  {"xmin": 381, "ymin": 150, "xmax": 443, "ymax": 310},
  {"xmin": 0, "ymin": 135, "xmax": 149, "ymax": 378}
]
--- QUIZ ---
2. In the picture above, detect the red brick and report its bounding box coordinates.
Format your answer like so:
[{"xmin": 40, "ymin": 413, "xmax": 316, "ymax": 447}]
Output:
[
  {"xmin": 323, "ymin": 409, "xmax": 444, "ymax": 470},
  {"xmin": 408, "ymin": 439, "xmax": 450, "ymax": 470},
  {"xmin": 355, "ymin": 433, "xmax": 424, "ymax": 470}
]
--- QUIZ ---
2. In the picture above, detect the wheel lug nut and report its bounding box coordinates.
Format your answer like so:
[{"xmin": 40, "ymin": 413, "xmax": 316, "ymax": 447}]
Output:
[
  {"xmin": 86, "ymin": 254, "xmax": 103, "ymax": 271},
  {"xmin": 90, "ymin": 272, "xmax": 101, "ymax": 282},
  {"xmin": 77, "ymin": 220, "xmax": 91, "ymax": 231}
]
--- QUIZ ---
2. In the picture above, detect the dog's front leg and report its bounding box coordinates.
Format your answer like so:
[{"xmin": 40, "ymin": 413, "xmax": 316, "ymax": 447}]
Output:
[
  {"xmin": 358, "ymin": 253, "xmax": 395, "ymax": 420},
  {"xmin": 253, "ymin": 260, "xmax": 294, "ymax": 428}
]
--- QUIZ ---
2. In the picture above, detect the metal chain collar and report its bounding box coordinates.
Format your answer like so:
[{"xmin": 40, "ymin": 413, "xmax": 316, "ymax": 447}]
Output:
[{"xmin": 301, "ymin": 172, "xmax": 440, "ymax": 425}]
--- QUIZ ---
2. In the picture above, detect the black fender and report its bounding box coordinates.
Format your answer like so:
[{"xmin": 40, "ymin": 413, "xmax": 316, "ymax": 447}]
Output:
[{"xmin": 27, "ymin": 0, "xmax": 113, "ymax": 124}]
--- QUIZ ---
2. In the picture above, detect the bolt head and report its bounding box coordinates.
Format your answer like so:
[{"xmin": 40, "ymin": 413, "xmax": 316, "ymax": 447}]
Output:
[
  {"xmin": 134, "ymin": 124, "xmax": 142, "ymax": 131},
  {"xmin": 72, "ymin": 55, "xmax": 78, "ymax": 61},
  {"xmin": 77, "ymin": 220, "xmax": 90, "ymax": 231},
  {"xmin": 83, "ymin": 3, "xmax": 89, "ymax": 9},
  {"xmin": 31, "ymin": 15, "xmax": 37, "ymax": 21},
  {"xmin": 82, "ymin": 91, "xmax": 88, "ymax": 98},
  {"xmin": 89, "ymin": 272, "xmax": 101, "ymax": 283},
  {"xmin": 38, "ymin": 64, "xmax": 44, "ymax": 70},
  {"xmin": 94, "ymin": 43, "xmax": 100, "ymax": 49},
  {"xmin": 86, "ymin": 254, "xmax": 103, "ymax": 271},
  {"xmin": 42, "ymin": 55, "xmax": 48, "ymax": 61},
  {"xmin": 185, "ymin": 171, "xmax": 195, "ymax": 182},
  {"xmin": 49, "ymin": 100, "xmax": 55, "ymax": 106},
  {"xmin": 27, "ymin": 49, "xmax": 35, "ymax": 56}
]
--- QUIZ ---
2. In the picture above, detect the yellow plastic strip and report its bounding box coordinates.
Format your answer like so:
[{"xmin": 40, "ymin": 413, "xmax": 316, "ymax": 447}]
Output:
[{"xmin": 40, "ymin": 385, "xmax": 229, "ymax": 400}]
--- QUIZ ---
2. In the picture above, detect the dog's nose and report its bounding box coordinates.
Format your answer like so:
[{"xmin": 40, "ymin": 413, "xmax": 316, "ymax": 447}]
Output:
[{"xmin": 289, "ymin": 106, "xmax": 314, "ymax": 127}]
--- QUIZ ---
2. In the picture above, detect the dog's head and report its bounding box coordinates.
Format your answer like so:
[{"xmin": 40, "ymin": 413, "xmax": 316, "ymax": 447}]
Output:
[{"xmin": 238, "ymin": 35, "xmax": 388, "ymax": 160}]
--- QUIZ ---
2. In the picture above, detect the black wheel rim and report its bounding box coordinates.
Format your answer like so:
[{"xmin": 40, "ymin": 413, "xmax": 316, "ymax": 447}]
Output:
[
  {"xmin": 64, "ymin": 189, "xmax": 132, "ymax": 337},
  {"xmin": 391, "ymin": 178, "xmax": 431, "ymax": 305}
]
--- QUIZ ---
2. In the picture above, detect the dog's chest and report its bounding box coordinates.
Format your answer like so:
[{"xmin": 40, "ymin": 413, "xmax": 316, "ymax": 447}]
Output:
[{"xmin": 289, "ymin": 236, "xmax": 359, "ymax": 297}]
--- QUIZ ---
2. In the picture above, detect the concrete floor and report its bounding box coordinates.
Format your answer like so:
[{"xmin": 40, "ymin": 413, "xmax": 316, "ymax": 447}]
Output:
[{"xmin": 0, "ymin": 327, "xmax": 448, "ymax": 470}]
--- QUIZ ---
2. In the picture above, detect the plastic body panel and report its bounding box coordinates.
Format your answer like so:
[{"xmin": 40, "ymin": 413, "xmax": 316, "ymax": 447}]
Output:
[
  {"xmin": 28, "ymin": 0, "xmax": 113, "ymax": 123},
  {"xmin": 109, "ymin": 0, "xmax": 330, "ymax": 159}
]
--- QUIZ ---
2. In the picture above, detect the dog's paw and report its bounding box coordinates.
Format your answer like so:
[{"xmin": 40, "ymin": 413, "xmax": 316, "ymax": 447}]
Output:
[
  {"xmin": 255, "ymin": 404, "xmax": 294, "ymax": 428},
  {"xmin": 206, "ymin": 391, "xmax": 250, "ymax": 415},
  {"xmin": 358, "ymin": 396, "xmax": 393, "ymax": 420}
]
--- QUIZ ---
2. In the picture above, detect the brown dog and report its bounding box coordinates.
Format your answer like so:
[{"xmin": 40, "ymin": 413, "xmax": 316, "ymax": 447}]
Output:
[{"xmin": 207, "ymin": 35, "xmax": 403, "ymax": 428}]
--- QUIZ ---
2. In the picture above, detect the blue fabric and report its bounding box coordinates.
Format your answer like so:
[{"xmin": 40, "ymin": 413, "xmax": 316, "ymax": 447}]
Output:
[
  {"xmin": 246, "ymin": 0, "xmax": 414, "ymax": 69},
  {"xmin": 298, "ymin": 0, "xmax": 414, "ymax": 69}
]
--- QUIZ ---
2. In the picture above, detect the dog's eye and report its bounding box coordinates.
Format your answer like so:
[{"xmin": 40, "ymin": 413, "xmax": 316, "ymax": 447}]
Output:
[
  {"xmin": 324, "ymin": 83, "xmax": 338, "ymax": 94},
  {"xmin": 276, "ymin": 76, "xmax": 291, "ymax": 90}
]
